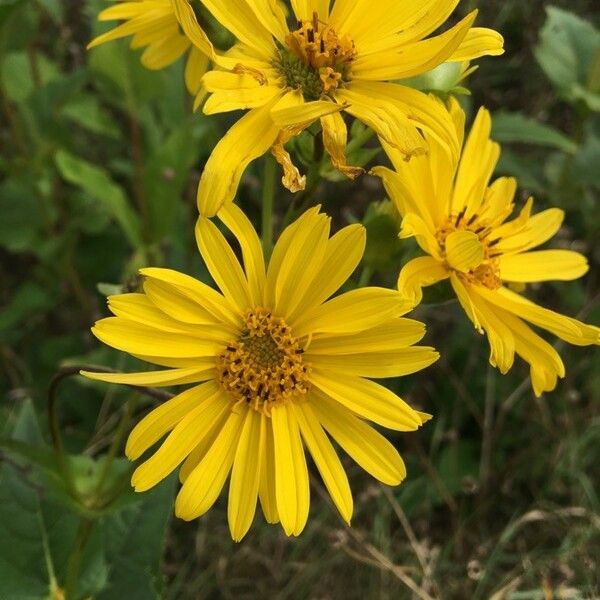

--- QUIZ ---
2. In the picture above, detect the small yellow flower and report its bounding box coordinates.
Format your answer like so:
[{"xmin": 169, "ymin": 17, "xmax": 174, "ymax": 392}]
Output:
[
  {"xmin": 172, "ymin": 0, "xmax": 504, "ymax": 216},
  {"xmin": 88, "ymin": 0, "xmax": 213, "ymax": 94},
  {"xmin": 82, "ymin": 206, "xmax": 437, "ymax": 540},
  {"xmin": 374, "ymin": 99, "xmax": 600, "ymax": 396}
]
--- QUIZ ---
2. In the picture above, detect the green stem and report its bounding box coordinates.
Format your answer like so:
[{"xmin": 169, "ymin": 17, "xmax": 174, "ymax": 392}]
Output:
[
  {"xmin": 93, "ymin": 396, "xmax": 136, "ymax": 502},
  {"xmin": 64, "ymin": 518, "xmax": 94, "ymax": 599},
  {"xmin": 261, "ymin": 155, "xmax": 277, "ymax": 258}
]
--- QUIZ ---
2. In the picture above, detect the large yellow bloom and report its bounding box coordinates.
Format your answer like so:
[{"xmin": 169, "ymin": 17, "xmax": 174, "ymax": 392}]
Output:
[
  {"xmin": 172, "ymin": 0, "xmax": 504, "ymax": 216},
  {"xmin": 88, "ymin": 0, "xmax": 213, "ymax": 95},
  {"xmin": 374, "ymin": 100, "xmax": 600, "ymax": 396},
  {"xmin": 82, "ymin": 206, "xmax": 437, "ymax": 540}
]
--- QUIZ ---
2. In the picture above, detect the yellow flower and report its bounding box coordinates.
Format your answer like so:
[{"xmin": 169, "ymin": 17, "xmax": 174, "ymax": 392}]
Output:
[
  {"xmin": 88, "ymin": 0, "xmax": 213, "ymax": 95},
  {"xmin": 82, "ymin": 206, "xmax": 437, "ymax": 540},
  {"xmin": 172, "ymin": 0, "xmax": 504, "ymax": 216},
  {"xmin": 374, "ymin": 99, "xmax": 600, "ymax": 396}
]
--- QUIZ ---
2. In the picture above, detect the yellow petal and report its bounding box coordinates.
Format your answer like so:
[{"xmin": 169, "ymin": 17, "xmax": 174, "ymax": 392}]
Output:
[
  {"xmin": 291, "ymin": 288, "xmax": 412, "ymax": 338},
  {"xmin": 467, "ymin": 292, "xmax": 515, "ymax": 374},
  {"xmin": 309, "ymin": 347, "xmax": 439, "ymax": 378},
  {"xmin": 291, "ymin": 0, "xmax": 330, "ymax": 21},
  {"xmin": 251, "ymin": 0, "xmax": 289, "ymax": 43},
  {"xmin": 331, "ymin": 0, "xmax": 457, "ymax": 49},
  {"xmin": 80, "ymin": 366, "xmax": 214, "ymax": 387},
  {"xmin": 400, "ymin": 213, "xmax": 441, "ymax": 258},
  {"xmin": 197, "ymin": 101, "xmax": 281, "ymax": 217},
  {"xmin": 321, "ymin": 112, "xmax": 363, "ymax": 179},
  {"xmin": 335, "ymin": 86, "xmax": 428, "ymax": 159},
  {"xmin": 171, "ymin": 0, "xmax": 214, "ymax": 58},
  {"xmin": 474, "ymin": 285, "xmax": 600, "ymax": 346},
  {"xmin": 449, "ymin": 273, "xmax": 482, "ymax": 332},
  {"xmin": 293, "ymin": 402, "xmax": 353, "ymax": 524},
  {"xmin": 192, "ymin": 0, "xmax": 274, "ymax": 59},
  {"xmin": 485, "ymin": 306, "xmax": 565, "ymax": 396},
  {"xmin": 91, "ymin": 317, "xmax": 224, "ymax": 358},
  {"xmin": 340, "ymin": 80, "xmax": 460, "ymax": 158},
  {"xmin": 307, "ymin": 318, "xmax": 426, "ymax": 354},
  {"xmin": 140, "ymin": 267, "xmax": 241, "ymax": 328},
  {"xmin": 448, "ymin": 27, "xmax": 504, "ymax": 62},
  {"xmin": 452, "ymin": 106, "xmax": 500, "ymax": 216},
  {"xmin": 397, "ymin": 256, "xmax": 449, "ymax": 306},
  {"xmin": 264, "ymin": 206, "xmax": 322, "ymax": 307},
  {"xmin": 270, "ymin": 89, "xmax": 342, "ymax": 127},
  {"xmin": 107, "ymin": 293, "xmax": 197, "ymax": 332},
  {"xmin": 311, "ymin": 389, "xmax": 406, "ymax": 485},
  {"xmin": 271, "ymin": 405, "xmax": 310, "ymax": 536},
  {"xmin": 195, "ymin": 216, "xmax": 253, "ymax": 312},
  {"xmin": 142, "ymin": 279, "xmax": 219, "ymax": 325},
  {"xmin": 141, "ymin": 33, "xmax": 189, "ymax": 70},
  {"xmin": 185, "ymin": 45, "xmax": 209, "ymax": 95},
  {"xmin": 218, "ymin": 202, "xmax": 266, "ymax": 306},
  {"xmin": 178, "ymin": 411, "xmax": 229, "ymax": 483},
  {"xmin": 228, "ymin": 409, "xmax": 265, "ymax": 541},
  {"xmin": 310, "ymin": 370, "xmax": 422, "ymax": 431},
  {"xmin": 125, "ymin": 380, "xmax": 220, "ymax": 460},
  {"xmin": 131, "ymin": 387, "xmax": 229, "ymax": 491},
  {"xmin": 288, "ymin": 223, "xmax": 366, "ymax": 320},
  {"xmin": 499, "ymin": 250, "xmax": 589, "ymax": 282},
  {"xmin": 496, "ymin": 208, "xmax": 564, "ymax": 254},
  {"xmin": 275, "ymin": 211, "xmax": 331, "ymax": 318},
  {"xmin": 175, "ymin": 408, "xmax": 246, "ymax": 520},
  {"xmin": 203, "ymin": 85, "xmax": 283, "ymax": 114},
  {"xmin": 445, "ymin": 230, "xmax": 485, "ymax": 273},
  {"xmin": 352, "ymin": 11, "xmax": 476, "ymax": 81},
  {"xmin": 480, "ymin": 176, "xmax": 517, "ymax": 226},
  {"xmin": 371, "ymin": 164, "xmax": 431, "ymax": 223},
  {"xmin": 271, "ymin": 134, "xmax": 307, "ymax": 193},
  {"xmin": 258, "ymin": 422, "xmax": 279, "ymax": 524}
]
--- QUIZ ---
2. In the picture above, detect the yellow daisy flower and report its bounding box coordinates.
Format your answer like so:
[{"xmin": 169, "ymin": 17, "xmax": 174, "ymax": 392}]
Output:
[
  {"xmin": 172, "ymin": 0, "xmax": 504, "ymax": 216},
  {"xmin": 88, "ymin": 0, "xmax": 213, "ymax": 95},
  {"xmin": 82, "ymin": 205, "xmax": 437, "ymax": 540},
  {"xmin": 374, "ymin": 99, "xmax": 600, "ymax": 396}
]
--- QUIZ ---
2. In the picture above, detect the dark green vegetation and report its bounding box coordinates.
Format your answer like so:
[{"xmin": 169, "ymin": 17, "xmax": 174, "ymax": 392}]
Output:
[{"xmin": 1, "ymin": 1, "xmax": 599, "ymax": 598}]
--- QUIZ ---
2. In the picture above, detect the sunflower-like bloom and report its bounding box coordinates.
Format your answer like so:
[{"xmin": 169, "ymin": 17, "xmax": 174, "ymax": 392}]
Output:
[
  {"xmin": 172, "ymin": 0, "xmax": 504, "ymax": 216},
  {"xmin": 88, "ymin": 0, "xmax": 213, "ymax": 95},
  {"xmin": 373, "ymin": 100, "xmax": 600, "ymax": 396},
  {"xmin": 82, "ymin": 206, "xmax": 437, "ymax": 540}
]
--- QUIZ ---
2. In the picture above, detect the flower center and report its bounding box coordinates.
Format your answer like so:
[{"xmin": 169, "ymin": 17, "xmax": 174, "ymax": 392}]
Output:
[
  {"xmin": 216, "ymin": 308, "xmax": 310, "ymax": 415},
  {"xmin": 436, "ymin": 209, "xmax": 503, "ymax": 290},
  {"xmin": 275, "ymin": 12, "xmax": 355, "ymax": 100}
]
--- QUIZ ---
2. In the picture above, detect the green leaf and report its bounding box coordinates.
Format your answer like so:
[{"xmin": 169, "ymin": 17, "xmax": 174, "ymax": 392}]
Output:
[
  {"xmin": 54, "ymin": 150, "xmax": 143, "ymax": 248},
  {"xmin": 97, "ymin": 477, "xmax": 176, "ymax": 600},
  {"xmin": 535, "ymin": 7, "xmax": 600, "ymax": 110},
  {"xmin": 144, "ymin": 123, "xmax": 202, "ymax": 240},
  {"xmin": 0, "ymin": 180, "xmax": 46, "ymax": 253},
  {"xmin": 491, "ymin": 111, "xmax": 578, "ymax": 153},
  {"xmin": 62, "ymin": 95, "xmax": 122, "ymax": 139},
  {"xmin": 0, "ymin": 401, "xmax": 176, "ymax": 599},
  {"xmin": 1, "ymin": 51, "xmax": 61, "ymax": 102},
  {"xmin": 0, "ymin": 282, "xmax": 54, "ymax": 343}
]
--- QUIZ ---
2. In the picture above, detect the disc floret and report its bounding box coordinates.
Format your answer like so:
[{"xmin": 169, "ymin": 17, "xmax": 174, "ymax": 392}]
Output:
[
  {"xmin": 436, "ymin": 210, "xmax": 503, "ymax": 290},
  {"xmin": 275, "ymin": 12, "xmax": 356, "ymax": 100},
  {"xmin": 217, "ymin": 308, "xmax": 310, "ymax": 414}
]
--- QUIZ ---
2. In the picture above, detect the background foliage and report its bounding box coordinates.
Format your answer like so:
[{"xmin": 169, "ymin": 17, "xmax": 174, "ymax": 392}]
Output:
[{"xmin": 1, "ymin": 0, "xmax": 599, "ymax": 598}]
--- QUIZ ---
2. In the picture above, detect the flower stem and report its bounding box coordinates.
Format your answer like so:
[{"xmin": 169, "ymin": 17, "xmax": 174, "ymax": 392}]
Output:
[{"xmin": 261, "ymin": 155, "xmax": 277, "ymax": 258}]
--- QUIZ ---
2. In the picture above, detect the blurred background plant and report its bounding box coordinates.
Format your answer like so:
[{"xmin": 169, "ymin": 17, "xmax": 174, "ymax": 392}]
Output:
[{"xmin": 0, "ymin": 1, "xmax": 599, "ymax": 598}]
